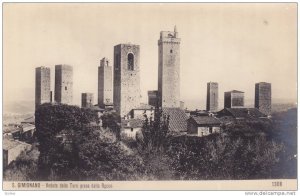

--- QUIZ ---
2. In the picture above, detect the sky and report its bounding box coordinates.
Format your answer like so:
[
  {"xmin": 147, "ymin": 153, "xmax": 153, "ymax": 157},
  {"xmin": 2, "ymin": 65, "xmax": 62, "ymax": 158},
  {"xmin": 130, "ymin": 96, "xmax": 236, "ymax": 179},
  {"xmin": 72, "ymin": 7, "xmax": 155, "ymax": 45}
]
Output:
[{"xmin": 3, "ymin": 3, "xmax": 297, "ymax": 111}]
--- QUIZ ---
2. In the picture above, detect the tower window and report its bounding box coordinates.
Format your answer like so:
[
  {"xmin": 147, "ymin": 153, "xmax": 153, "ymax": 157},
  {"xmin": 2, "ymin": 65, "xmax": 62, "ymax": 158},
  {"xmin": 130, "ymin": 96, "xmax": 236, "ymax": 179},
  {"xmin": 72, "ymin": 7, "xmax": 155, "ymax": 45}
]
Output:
[
  {"xmin": 170, "ymin": 50, "xmax": 173, "ymax": 53},
  {"xmin": 65, "ymin": 86, "xmax": 67, "ymax": 90},
  {"xmin": 128, "ymin": 53, "xmax": 134, "ymax": 70}
]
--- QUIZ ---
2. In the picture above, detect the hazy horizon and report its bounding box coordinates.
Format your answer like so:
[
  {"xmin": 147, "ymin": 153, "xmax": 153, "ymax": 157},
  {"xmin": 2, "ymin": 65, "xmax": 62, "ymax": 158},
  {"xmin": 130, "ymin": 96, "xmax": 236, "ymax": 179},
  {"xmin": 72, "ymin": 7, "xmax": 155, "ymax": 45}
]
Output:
[{"xmin": 3, "ymin": 3, "xmax": 297, "ymax": 113}]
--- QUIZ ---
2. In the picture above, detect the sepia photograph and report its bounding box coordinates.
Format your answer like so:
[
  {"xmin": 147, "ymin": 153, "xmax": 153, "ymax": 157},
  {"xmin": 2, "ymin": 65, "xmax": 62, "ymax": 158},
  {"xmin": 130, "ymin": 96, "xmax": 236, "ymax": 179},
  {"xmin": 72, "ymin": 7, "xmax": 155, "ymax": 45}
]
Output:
[{"xmin": 2, "ymin": 2, "xmax": 298, "ymax": 191}]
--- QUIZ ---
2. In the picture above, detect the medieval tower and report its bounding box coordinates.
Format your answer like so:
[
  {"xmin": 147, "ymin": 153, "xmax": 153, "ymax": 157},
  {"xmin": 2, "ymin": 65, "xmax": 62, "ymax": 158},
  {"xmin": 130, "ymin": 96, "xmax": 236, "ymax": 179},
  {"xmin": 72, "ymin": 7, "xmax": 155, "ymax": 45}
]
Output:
[
  {"xmin": 255, "ymin": 82, "xmax": 271, "ymax": 115},
  {"xmin": 81, "ymin": 93, "xmax": 94, "ymax": 108},
  {"xmin": 54, "ymin": 64, "xmax": 73, "ymax": 104},
  {"xmin": 35, "ymin": 66, "xmax": 51, "ymax": 109},
  {"xmin": 113, "ymin": 43, "xmax": 141, "ymax": 117},
  {"xmin": 224, "ymin": 90, "xmax": 245, "ymax": 108},
  {"xmin": 158, "ymin": 26, "xmax": 181, "ymax": 108},
  {"xmin": 206, "ymin": 82, "xmax": 218, "ymax": 112},
  {"xmin": 98, "ymin": 57, "xmax": 113, "ymax": 108}
]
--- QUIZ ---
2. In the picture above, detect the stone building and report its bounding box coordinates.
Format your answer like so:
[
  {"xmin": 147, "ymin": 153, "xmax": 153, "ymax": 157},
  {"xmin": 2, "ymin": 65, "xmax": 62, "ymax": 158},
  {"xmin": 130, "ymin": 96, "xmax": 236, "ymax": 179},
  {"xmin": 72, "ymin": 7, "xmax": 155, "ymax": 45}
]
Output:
[
  {"xmin": 81, "ymin": 93, "xmax": 94, "ymax": 108},
  {"xmin": 224, "ymin": 90, "xmax": 244, "ymax": 108},
  {"xmin": 98, "ymin": 57, "xmax": 113, "ymax": 108},
  {"xmin": 158, "ymin": 26, "xmax": 181, "ymax": 108},
  {"xmin": 113, "ymin": 43, "xmax": 141, "ymax": 117},
  {"xmin": 148, "ymin": 90, "xmax": 159, "ymax": 107},
  {"xmin": 3, "ymin": 139, "xmax": 31, "ymax": 169},
  {"xmin": 206, "ymin": 82, "xmax": 218, "ymax": 112},
  {"xmin": 255, "ymin": 82, "xmax": 271, "ymax": 115},
  {"xmin": 54, "ymin": 64, "xmax": 73, "ymax": 104},
  {"xmin": 35, "ymin": 66, "xmax": 51, "ymax": 109},
  {"xmin": 187, "ymin": 116, "xmax": 221, "ymax": 137}
]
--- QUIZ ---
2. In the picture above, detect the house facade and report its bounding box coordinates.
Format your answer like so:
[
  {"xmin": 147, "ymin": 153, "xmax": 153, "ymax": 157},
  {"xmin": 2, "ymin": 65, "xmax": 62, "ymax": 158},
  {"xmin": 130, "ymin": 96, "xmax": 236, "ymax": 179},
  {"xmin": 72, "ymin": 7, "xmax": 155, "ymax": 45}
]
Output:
[{"xmin": 187, "ymin": 116, "xmax": 221, "ymax": 137}]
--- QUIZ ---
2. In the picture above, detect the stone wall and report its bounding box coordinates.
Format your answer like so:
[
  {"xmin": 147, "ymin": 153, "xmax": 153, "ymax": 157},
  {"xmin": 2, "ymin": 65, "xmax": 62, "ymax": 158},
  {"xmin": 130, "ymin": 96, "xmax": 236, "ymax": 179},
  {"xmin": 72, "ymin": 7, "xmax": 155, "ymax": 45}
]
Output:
[
  {"xmin": 35, "ymin": 67, "xmax": 51, "ymax": 108},
  {"xmin": 54, "ymin": 65, "xmax": 73, "ymax": 104},
  {"xmin": 255, "ymin": 82, "xmax": 271, "ymax": 115},
  {"xmin": 98, "ymin": 57, "xmax": 113, "ymax": 107},
  {"xmin": 113, "ymin": 44, "xmax": 141, "ymax": 117},
  {"xmin": 158, "ymin": 29, "xmax": 181, "ymax": 108}
]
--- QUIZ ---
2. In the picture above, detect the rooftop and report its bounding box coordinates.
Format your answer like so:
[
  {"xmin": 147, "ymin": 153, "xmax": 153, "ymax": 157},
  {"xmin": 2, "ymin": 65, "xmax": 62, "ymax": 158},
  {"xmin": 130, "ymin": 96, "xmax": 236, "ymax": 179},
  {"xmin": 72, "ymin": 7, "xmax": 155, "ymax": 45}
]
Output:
[
  {"xmin": 21, "ymin": 116, "xmax": 35, "ymax": 124},
  {"xmin": 162, "ymin": 108, "xmax": 188, "ymax": 132},
  {"xmin": 3, "ymin": 139, "xmax": 31, "ymax": 151},
  {"xmin": 190, "ymin": 116, "xmax": 221, "ymax": 126},
  {"xmin": 226, "ymin": 90, "xmax": 244, "ymax": 93},
  {"xmin": 122, "ymin": 118, "xmax": 144, "ymax": 128},
  {"xmin": 218, "ymin": 108, "xmax": 267, "ymax": 119},
  {"xmin": 134, "ymin": 103, "xmax": 154, "ymax": 110}
]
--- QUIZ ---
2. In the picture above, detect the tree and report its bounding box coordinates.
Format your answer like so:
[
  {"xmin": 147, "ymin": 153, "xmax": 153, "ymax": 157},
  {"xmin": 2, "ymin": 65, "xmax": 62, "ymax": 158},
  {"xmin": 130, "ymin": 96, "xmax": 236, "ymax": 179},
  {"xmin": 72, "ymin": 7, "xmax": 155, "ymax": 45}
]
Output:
[
  {"xmin": 35, "ymin": 103, "xmax": 95, "ymax": 179},
  {"xmin": 101, "ymin": 112, "xmax": 121, "ymax": 141},
  {"xmin": 35, "ymin": 103, "xmax": 143, "ymax": 180},
  {"xmin": 138, "ymin": 105, "xmax": 170, "ymax": 154}
]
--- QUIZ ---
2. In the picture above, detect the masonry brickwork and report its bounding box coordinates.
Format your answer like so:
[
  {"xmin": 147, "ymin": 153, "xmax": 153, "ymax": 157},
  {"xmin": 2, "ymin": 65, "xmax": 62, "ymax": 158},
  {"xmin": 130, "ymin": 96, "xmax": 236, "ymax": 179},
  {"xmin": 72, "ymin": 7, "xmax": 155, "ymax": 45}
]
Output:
[
  {"xmin": 98, "ymin": 57, "xmax": 113, "ymax": 107},
  {"xmin": 224, "ymin": 90, "xmax": 244, "ymax": 108},
  {"xmin": 35, "ymin": 66, "xmax": 51, "ymax": 109},
  {"xmin": 81, "ymin": 93, "xmax": 94, "ymax": 108},
  {"xmin": 158, "ymin": 26, "xmax": 181, "ymax": 108},
  {"xmin": 113, "ymin": 44, "xmax": 141, "ymax": 117},
  {"xmin": 54, "ymin": 64, "xmax": 73, "ymax": 104},
  {"xmin": 255, "ymin": 82, "xmax": 271, "ymax": 115},
  {"xmin": 206, "ymin": 82, "xmax": 218, "ymax": 112}
]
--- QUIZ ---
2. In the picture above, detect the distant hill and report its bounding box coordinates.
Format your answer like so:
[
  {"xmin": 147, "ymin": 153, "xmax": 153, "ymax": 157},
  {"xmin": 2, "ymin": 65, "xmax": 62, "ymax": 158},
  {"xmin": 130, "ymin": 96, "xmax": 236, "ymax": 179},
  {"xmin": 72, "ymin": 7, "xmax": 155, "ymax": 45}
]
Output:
[{"xmin": 4, "ymin": 100, "xmax": 35, "ymax": 115}]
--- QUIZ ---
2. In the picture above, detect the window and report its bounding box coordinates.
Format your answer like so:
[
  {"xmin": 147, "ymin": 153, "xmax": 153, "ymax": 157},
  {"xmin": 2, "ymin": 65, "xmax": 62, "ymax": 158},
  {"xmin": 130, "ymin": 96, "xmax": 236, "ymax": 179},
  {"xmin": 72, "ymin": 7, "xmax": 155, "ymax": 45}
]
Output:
[
  {"xmin": 128, "ymin": 53, "xmax": 134, "ymax": 70},
  {"xmin": 131, "ymin": 128, "xmax": 133, "ymax": 132},
  {"xmin": 170, "ymin": 49, "xmax": 173, "ymax": 53},
  {"xmin": 65, "ymin": 86, "xmax": 67, "ymax": 90},
  {"xmin": 209, "ymin": 127, "xmax": 213, "ymax": 134}
]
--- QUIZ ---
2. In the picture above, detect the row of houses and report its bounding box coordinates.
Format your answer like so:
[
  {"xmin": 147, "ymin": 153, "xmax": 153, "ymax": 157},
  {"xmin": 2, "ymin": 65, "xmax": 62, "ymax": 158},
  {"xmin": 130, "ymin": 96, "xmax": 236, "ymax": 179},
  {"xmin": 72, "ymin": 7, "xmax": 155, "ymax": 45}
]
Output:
[
  {"xmin": 120, "ymin": 106, "xmax": 269, "ymax": 140},
  {"xmin": 3, "ymin": 116, "xmax": 35, "ymax": 169}
]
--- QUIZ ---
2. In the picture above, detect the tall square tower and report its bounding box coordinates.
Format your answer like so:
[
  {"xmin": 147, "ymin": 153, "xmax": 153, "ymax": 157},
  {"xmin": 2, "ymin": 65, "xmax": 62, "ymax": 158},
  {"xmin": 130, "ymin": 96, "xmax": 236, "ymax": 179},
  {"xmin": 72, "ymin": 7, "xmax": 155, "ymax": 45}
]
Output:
[
  {"xmin": 224, "ymin": 90, "xmax": 244, "ymax": 108},
  {"xmin": 82, "ymin": 93, "xmax": 94, "ymax": 108},
  {"xmin": 98, "ymin": 57, "xmax": 113, "ymax": 108},
  {"xmin": 206, "ymin": 82, "xmax": 218, "ymax": 112},
  {"xmin": 113, "ymin": 43, "xmax": 141, "ymax": 117},
  {"xmin": 255, "ymin": 82, "xmax": 271, "ymax": 115},
  {"xmin": 148, "ymin": 90, "xmax": 159, "ymax": 107},
  {"xmin": 54, "ymin": 64, "xmax": 73, "ymax": 104},
  {"xmin": 158, "ymin": 26, "xmax": 181, "ymax": 108},
  {"xmin": 35, "ymin": 66, "xmax": 51, "ymax": 108}
]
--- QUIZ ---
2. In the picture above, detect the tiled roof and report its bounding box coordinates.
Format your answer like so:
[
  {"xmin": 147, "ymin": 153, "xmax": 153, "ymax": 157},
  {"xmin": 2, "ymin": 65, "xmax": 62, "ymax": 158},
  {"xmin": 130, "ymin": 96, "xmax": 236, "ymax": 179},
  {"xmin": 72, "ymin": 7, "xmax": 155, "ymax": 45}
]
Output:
[
  {"xmin": 3, "ymin": 139, "xmax": 31, "ymax": 150},
  {"xmin": 190, "ymin": 116, "xmax": 221, "ymax": 125},
  {"xmin": 21, "ymin": 123, "xmax": 35, "ymax": 132},
  {"xmin": 89, "ymin": 105, "xmax": 105, "ymax": 111},
  {"xmin": 122, "ymin": 118, "xmax": 144, "ymax": 128},
  {"xmin": 219, "ymin": 108, "xmax": 267, "ymax": 119},
  {"xmin": 162, "ymin": 108, "xmax": 188, "ymax": 132},
  {"xmin": 227, "ymin": 90, "xmax": 244, "ymax": 93},
  {"xmin": 21, "ymin": 116, "xmax": 35, "ymax": 124}
]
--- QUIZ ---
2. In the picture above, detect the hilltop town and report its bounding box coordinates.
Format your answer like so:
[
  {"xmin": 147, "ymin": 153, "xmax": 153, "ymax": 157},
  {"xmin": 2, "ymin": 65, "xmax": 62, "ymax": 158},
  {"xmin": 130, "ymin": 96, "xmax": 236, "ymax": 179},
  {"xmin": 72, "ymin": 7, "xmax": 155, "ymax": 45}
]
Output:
[{"xmin": 3, "ymin": 27, "xmax": 297, "ymax": 181}]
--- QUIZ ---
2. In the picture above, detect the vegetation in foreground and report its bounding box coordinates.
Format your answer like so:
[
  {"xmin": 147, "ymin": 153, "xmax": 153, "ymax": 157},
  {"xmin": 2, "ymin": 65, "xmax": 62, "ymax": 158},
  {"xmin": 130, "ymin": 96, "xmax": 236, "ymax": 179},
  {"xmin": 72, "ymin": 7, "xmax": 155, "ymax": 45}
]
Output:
[{"xmin": 4, "ymin": 104, "xmax": 297, "ymax": 181}]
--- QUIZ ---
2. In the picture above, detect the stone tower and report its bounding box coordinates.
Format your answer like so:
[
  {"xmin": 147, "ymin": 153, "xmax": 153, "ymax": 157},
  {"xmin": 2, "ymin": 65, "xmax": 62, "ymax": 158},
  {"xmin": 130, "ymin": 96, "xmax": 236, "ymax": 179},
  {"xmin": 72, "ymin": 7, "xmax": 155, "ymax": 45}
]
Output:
[
  {"xmin": 113, "ymin": 44, "xmax": 141, "ymax": 117},
  {"xmin": 54, "ymin": 64, "xmax": 73, "ymax": 104},
  {"xmin": 98, "ymin": 57, "xmax": 113, "ymax": 108},
  {"xmin": 81, "ymin": 93, "xmax": 94, "ymax": 108},
  {"xmin": 206, "ymin": 82, "xmax": 218, "ymax": 112},
  {"xmin": 35, "ymin": 66, "xmax": 51, "ymax": 109},
  {"xmin": 255, "ymin": 82, "xmax": 271, "ymax": 115},
  {"xmin": 224, "ymin": 90, "xmax": 244, "ymax": 108},
  {"xmin": 158, "ymin": 26, "xmax": 181, "ymax": 108}
]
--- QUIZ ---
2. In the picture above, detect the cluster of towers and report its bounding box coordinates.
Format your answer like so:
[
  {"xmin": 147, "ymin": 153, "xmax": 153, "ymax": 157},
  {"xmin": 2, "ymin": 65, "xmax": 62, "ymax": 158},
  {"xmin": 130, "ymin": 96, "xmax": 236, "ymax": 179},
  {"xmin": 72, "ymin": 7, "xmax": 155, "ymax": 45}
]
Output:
[
  {"xmin": 35, "ymin": 26, "xmax": 271, "ymax": 117},
  {"xmin": 35, "ymin": 65, "xmax": 73, "ymax": 108},
  {"xmin": 35, "ymin": 26, "xmax": 182, "ymax": 117},
  {"xmin": 206, "ymin": 82, "xmax": 272, "ymax": 115}
]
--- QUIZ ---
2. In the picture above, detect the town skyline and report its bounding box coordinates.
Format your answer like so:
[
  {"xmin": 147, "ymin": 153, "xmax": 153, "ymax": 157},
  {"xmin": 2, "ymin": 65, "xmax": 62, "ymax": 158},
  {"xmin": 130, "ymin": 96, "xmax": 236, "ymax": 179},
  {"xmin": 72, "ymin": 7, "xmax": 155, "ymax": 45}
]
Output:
[{"xmin": 4, "ymin": 3, "xmax": 297, "ymax": 112}]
